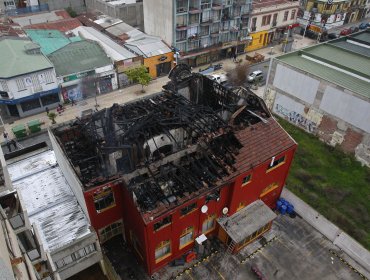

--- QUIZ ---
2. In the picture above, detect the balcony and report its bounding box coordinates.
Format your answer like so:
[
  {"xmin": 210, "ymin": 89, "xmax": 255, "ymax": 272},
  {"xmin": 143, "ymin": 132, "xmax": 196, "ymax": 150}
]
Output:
[
  {"xmin": 176, "ymin": 36, "xmax": 187, "ymax": 42},
  {"xmin": 188, "ymin": 34, "xmax": 200, "ymax": 40},
  {"xmin": 200, "ymin": 19, "xmax": 212, "ymax": 25},
  {"xmin": 176, "ymin": 25, "xmax": 189, "ymax": 31},
  {"xmin": 210, "ymin": 31, "xmax": 220, "ymax": 37},
  {"xmin": 221, "ymin": 15, "xmax": 231, "ymax": 21},
  {"xmin": 212, "ymin": 17, "xmax": 221, "ymax": 22},
  {"xmin": 176, "ymin": 7, "xmax": 188, "ymax": 14},
  {"xmin": 189, "ymin": 7, "xmax": 202, "ymax": 14},
  {"xmin": 212, "ymin": 3, "xmax": 223, "ymax": 10}
]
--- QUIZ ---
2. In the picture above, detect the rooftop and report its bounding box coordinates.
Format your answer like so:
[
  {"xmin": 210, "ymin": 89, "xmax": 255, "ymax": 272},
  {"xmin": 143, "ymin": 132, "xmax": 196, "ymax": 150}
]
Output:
[
  {"xmin": 23, "ymin": 17, "xmax": 83, "ymax": 33},
  {"xmin": 252, "ymin": 0, "xmax": 299, "ymax": 9},
  {"xmin": 7, "ymin": 149, "xmax": 91, "ymax": 252},
  {"xmin": 26, "ymin": 29, "xmax": 81, "ymax": 55},
  {"xmin": 47, "ymin": 40, "xmax": 112, "ymax": 76},
  {"xmin": 10, "ymin": 10, "xmax": 71, "ymax": 27},
  {"xmin": 0, "ymin": 38, "xmax": 53, "ymax": 78},
  {"xmin": 276, "ymin": 30, "xmax": 370, "ymax": 98},
  {"xmin": 124, "ymin": 36, "xmax": 172, "ymax": 58},
  {"xmin": 52, "ymin": 67, "xmax": 296, "ymax": 223},
  {"xmin": 71, "ymin": 26, "xmax": 136, "ymax": 61}
]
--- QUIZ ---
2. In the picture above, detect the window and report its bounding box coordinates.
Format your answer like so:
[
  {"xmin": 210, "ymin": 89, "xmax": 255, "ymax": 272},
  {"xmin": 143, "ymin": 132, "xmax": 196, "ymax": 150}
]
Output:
[
  {"xmin": 201, "ymin": 10, "xmax": 211, "ymax": 22},
  {"xmin": 242, "ymin": 174, "xmax": 252, "ymax": 186},
  {"xmin": 237, "ymin": 201, "xmax": 245, "ymax": 212},
  {"xmin": 180, "ymin": 203, "xmax": 197, "ymax": 216},
  {"xmin": 290, "ymin": 9, "xmax": 296, "ymax": 20},
  {"xmin": 259, "ymin": 34, "xmax": 263, "ymax": 43},
  {"xmin": 283, "ymin": 11, "xmax": 289, "ymax": 21},
  {"xmin": 201, "ymin": 0, "xmax": 211, "ymax": 10},
  {"xmin": 202, "ymin": 215, "xmax": 216, "ymax": 233},
  {"xmin": 44, "ymin": 70, "xmax": 54, "ymax": 84},
  {"xmin": 179, "ymin": 226, "xmax": 194, "ymax": 249},
  {"xmin": 16, "ymin": 78, "xmax": 26, "ymax": 91},
  {"xmin": 55, "ymin": 244, "xmax": 96, "ymax": 269},
  {"xmin": 260, "ymin": 183, "xmax": 279, "ymax": 197},
  {"xmin": 154, "ymin": 216, "xmax": 172, "ymax": 231},
  {"xmin": 261, "ymin": 15, "xmax": 271, "ymax": 26},
  {"xmin": 20, "ymin": 99, "xmax": 41, "ymax": 112},
  {"xmin": 267, "ymin": 155, "xmax": 285, "ymax": 171},
  {"xmin": 41, "ymin": 94, "xmax": 60, "ymax": 106},
  {"xmin": 93, "ymin": 187, "xmax": 115, "ymax": 213},
  {"xmin": 155, "ymin": 240, "xmax": 171, "ymax": 262},
  {"xmin": 251, "ymin": 17, "xmax": 257, "ymax": 30},
  {"xmin": 0, "ymin": 80, "xmax": 9, "ymax": 92},
  {"xmin": 99, "ymin": 221, "xmax": 122, "ymax": 243}
]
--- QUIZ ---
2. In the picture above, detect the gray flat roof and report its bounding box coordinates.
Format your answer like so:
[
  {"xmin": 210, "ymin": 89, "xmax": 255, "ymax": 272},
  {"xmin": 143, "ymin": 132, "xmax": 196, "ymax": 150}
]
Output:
[
  {"xmin": 218, "ymin": 200, "xmax": 276, "ymax": 243},
  {"xmin": 276, "ymin": 30, "xmax": 370, "ymax": 98},
  {"xmin": 8, "ymin": 150, "xmax": 91, "ymax": 252}
]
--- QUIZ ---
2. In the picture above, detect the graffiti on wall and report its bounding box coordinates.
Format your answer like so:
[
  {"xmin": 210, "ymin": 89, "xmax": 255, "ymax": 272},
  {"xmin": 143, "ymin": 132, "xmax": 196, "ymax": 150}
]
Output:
[{"xmin": 275, "ymin": 104, "xmax": 317, "ymax": 133}]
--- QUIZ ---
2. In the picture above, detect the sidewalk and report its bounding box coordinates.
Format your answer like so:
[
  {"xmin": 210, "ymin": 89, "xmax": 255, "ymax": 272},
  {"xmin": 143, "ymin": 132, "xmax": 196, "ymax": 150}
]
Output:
[{"xmin": 1, "ymin": 34, "xmax": 316, "ymax": 143}]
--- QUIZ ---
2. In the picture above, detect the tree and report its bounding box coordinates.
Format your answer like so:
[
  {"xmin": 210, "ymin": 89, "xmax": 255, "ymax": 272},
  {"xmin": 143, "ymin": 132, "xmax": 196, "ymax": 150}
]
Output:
[
  {"xmin": 125, "ymin": 66, "xmax": 152, "ymax": 93},
  {"xmin": 65, "ymin": 6, "xmax": 77, "ymax": 18},
  {"xmin": 226, "ymin": 62, "xmax": 250, "ymax": 87},
  {"xmin": 48, "ymin": 112, "xmax": 57, "ymax": 124}
]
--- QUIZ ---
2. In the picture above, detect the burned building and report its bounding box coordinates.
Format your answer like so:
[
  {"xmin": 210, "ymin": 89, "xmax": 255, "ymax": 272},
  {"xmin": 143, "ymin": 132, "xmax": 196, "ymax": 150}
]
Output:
[{"xmin": 49, "ymin": 65, "xmax": 297, "ymax": 275}]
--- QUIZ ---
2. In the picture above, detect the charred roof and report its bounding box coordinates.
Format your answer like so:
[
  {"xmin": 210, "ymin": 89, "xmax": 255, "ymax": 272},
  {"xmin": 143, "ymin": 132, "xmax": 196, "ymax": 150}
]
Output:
[{"xmin": 52, "ymin": 65, "xmax": 291, "ymax": 220}]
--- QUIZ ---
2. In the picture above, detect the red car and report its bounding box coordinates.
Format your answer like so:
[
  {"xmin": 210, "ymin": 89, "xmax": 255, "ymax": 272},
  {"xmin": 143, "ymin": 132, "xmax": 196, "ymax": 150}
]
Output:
[{"xmin": 340, "ymin": 28, "xmax": 352, "ymax": 36}]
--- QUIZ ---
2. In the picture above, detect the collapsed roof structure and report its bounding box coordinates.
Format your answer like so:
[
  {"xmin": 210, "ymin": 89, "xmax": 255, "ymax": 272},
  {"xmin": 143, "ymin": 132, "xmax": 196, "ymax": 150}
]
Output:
[{"xmin": 53, "ymin": 65, "xmax": 272, "ymax": 220}]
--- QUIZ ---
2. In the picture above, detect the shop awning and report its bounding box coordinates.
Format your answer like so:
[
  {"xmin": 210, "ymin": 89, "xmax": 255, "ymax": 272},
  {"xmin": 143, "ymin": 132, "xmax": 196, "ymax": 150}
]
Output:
[{"xmin": 217, "ymin": 200, "xmax": 276, "ymax": 244}]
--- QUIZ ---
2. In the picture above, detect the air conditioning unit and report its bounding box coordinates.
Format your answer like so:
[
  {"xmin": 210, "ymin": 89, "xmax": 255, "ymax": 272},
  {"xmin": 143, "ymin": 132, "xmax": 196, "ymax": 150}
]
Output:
[{"xmin": 0, "ymin": 91, "xmax": 9, "ymax": 98}]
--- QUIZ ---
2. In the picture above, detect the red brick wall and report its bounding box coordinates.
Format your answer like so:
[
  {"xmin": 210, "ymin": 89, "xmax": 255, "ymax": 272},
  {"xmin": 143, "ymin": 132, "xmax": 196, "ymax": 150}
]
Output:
[
  {"xmin": 340, "ymin": 128, "xmax": 363, "ymax": 153},
  {"xmin": 318, "ymin": 115, "xmax": 337, "ymax": 142}
]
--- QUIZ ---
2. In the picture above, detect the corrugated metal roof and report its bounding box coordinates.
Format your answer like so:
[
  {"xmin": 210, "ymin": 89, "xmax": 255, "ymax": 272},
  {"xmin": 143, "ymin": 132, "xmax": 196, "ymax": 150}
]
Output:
[
  {"xmin": 304, "ymin": 44, "xmax": 370, "ymax": 76},
  {"xmin": 125, "ymin": 37, "xmax": 172, "ymax": 58},
  {"xmin": 72, "ymin": 26, "xmax": 136, "ymax": 61},
  {"xmin": 218, "ymin": 200, "xmax": 277, "ymax": 243},
  {"xmin": 331, "ymin": 41, "xmax": 370, "ymax": 57},
  {"xmin": 276, "ymin": 30, "xmax": 370, "ymax": 98},
  {"xmin": 278, "ymin": 54, "xmax": 370, "ymax": 98},
  {"xmin": 23, "ymin": 18, "xmax": 83, "ymax": 33},
  {"xmin": 26, "ymin": 29, "xmax": 81, "ymax": 55},
  {"xmin": 0, "ymin": 38, "xmax": 53, "ymax": 78},
  {"xmin": 48, "ymin": 40, "xmax": 112, "ymax": 76},
  {"xmin": 8, "ymin": 150, "xmax": 91, "ymax": 252}
]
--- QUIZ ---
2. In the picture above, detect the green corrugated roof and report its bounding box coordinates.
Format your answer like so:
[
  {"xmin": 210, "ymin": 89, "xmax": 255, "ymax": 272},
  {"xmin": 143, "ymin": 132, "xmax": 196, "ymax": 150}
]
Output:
[
  {"xmin": 303, "ymin": 44, "xmax": 370, "ymax": 76},
  {"xmin": 0, "ymin": 38, "xmax": 53, "ymax": 78},
  {"xmin": 47, "ymin": 40, "xmax": 112, "ymax": 77},
  {"xmin": 26, "ymin": 29, "xmax": 81, "ymax": 55},
  {"xmin": 278, "ymin": 54, "xmax": 370, "ymax": 98}
]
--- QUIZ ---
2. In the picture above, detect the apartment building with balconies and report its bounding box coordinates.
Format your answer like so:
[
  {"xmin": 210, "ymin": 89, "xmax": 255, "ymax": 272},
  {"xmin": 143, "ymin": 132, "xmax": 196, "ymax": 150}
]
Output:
[
  {"xmin": 247, "ymin": 0, "xmax": 300, "ymax": 51},
  {"xmin": 144, "ymin": 0, "xmax": 252, "ymax": 66}
]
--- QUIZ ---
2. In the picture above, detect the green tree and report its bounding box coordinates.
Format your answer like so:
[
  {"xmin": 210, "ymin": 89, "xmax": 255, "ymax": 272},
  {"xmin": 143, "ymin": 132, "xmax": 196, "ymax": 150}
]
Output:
[
  {"xmin": 48, "ymin": 112, "xmax": 57, "ymax": 124},
  {"xmin": 125, "ymin": 66, "xmax": 152, "ymax": 93},
  {"xmin": 65, "ymin": 6, "xmax": 77, "ymax": 18}
]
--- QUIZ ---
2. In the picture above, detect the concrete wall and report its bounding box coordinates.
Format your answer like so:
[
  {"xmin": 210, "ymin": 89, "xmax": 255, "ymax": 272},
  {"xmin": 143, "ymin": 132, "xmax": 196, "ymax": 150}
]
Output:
[
  {"xmin": 51, "ymin": 232, "xmax": 102, "ymax": 280},
  {"xmin": 85, "ymin": 0, "xmax": 143, "ymax": 30},
  {"xmin": 143, "ymin": 0, "xmax": 174, "ymax": 46},
  {"xmin": 48, "ymin": 129, "xmax": 90, "ymax": 218},
  {"xmin": 281, "ymin": 188, "xmax": 370, "ymax": 278},
  {"xmin": 265, "ymin": 59, "xmax": 370, "ymax": 166},
  {"xmin": 39, "ymin": 0, "xmax": 86, "ymax": 13}
]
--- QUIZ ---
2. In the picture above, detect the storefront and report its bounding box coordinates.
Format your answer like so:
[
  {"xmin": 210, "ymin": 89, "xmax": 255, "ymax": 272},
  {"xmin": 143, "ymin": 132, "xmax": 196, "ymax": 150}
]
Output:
[
  {"xmin": 144, "ymin": 53, "xmax": 174, "ymax": 78},
  {"xmin": 116, "ymin": 58, "xmax": 143, "ymax": 88},
  {"xmin": 0, "ymin": 88, "xmax": 60, "ymax": 117}
]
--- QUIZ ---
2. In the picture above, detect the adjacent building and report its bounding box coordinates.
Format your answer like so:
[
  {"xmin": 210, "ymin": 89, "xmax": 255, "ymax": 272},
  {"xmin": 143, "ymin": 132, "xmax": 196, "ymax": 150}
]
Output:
[
  {"xmin": 264, "ymin": 30, "xmax": 370, "ymax": 166},
  {"xmin": 71, "ymin": 26, "xmax": 142, "ymax": 87},
  {"xmin": 0, "ymin": 38, "xmax": 60, "ymax": 118},
  {"xmin": 144, "ymin": 0, "xmax": 253, "ymax": 66},
  {"xmin": 85, "ymin": 0, "xmax": 144, "ymax": 30},
  {"xmin": 2, "ymin": 142, "xmax": 103, "ymax": 279},
  {"xmin": 38, "ymin": 0, "xmax": 86, "ymax": 14},
  {"xmin": 47, "ymin": 40, "xmax": 117, "ymax": 102},
  {"xmin": 247, "ymin": 0, "xmax": 300, "ymax": 51},
  {"xmin": 49, "ymin": 65, "xmax": 297, "ymax": 275},
  {"xmin": 124, "ymin": 36, "xmax": 174, "ymax": 78}
]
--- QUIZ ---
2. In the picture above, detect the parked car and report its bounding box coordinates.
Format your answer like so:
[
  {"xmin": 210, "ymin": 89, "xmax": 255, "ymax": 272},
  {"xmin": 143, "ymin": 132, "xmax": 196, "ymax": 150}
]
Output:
[
  {"xmin": 350, "ymin": 26, "xmax": 359, "ymax": 33},
  {"xmin": 339, "ymin": 28, "xmax": 352, "ymax": 36},
  {"xmin": 247, "ymin": 70, "xmax": 263, "ymax": 83},
  {"xmin": 207, "ymin": 73, "xmax": 228, "ymax": 84},
  {"xmin": 359, "ymin": 22, "xmax": 370, "ymax": 29},
  {"xmin": 327, "ymin": 33, "xmax": 339, "ymax": 39}
]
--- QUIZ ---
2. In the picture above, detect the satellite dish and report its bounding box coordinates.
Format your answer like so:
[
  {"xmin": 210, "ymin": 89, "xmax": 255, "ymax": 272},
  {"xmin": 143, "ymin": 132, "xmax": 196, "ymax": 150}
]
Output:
[
  {"xmin": 201, "ymin": 205, "xmax": 208, "ymax": 213},
  {"xmin": 222, "ymin": 207, "xmax": 229, "ymax": 215}
]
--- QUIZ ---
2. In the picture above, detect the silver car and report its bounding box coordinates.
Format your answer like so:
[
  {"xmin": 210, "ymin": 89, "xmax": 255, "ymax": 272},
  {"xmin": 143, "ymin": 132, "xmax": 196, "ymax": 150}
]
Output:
[{"xmin": 247, "ymin": 70, "xmax": 263, "ymax": 83}]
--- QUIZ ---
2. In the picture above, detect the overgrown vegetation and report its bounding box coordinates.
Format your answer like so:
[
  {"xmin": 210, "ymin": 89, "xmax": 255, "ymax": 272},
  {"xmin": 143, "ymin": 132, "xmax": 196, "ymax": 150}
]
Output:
[
  {"xmin": 278, "ymin": 118, "xmax": 370, "ymax": 250},
  {"xmin": 65, "ymin": 6, "xmax": 77, "ymax": 18}
]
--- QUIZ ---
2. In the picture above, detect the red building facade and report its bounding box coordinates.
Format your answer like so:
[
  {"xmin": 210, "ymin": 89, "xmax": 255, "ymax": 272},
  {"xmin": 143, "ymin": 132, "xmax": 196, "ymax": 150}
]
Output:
[{"xmin": 51, "ymin": 68, "xmax": 297, "ymax": 276}]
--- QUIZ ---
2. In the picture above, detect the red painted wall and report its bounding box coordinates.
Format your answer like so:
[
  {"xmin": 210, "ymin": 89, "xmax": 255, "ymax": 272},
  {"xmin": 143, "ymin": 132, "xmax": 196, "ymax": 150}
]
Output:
[{"xmin": 83, "ymin": 181, "xmax": 124, "ymax": 234}]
